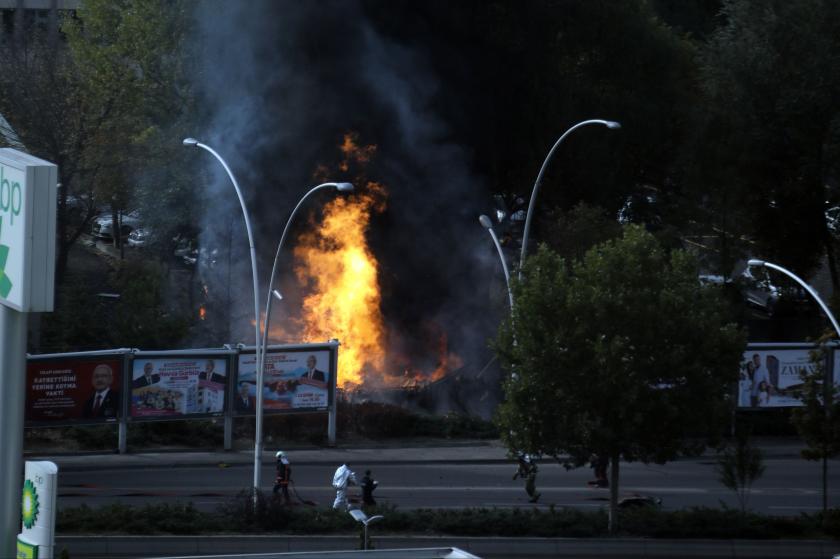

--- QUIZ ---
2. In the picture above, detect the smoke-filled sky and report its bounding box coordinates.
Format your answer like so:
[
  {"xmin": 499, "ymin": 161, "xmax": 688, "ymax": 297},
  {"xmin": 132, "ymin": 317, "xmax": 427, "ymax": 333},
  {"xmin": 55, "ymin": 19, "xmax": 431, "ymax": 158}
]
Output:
[{"xmin": 190, "ymin": 0, "xmax": 502, "ymax": 379}]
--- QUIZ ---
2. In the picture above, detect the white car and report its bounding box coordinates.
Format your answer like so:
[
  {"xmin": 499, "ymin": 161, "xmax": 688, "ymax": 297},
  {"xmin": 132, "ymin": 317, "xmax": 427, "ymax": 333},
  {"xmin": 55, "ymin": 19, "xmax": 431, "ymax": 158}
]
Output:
[
  {"xmin": 91, "ymin": 211, "xmax": 142, "ymax": 241},
  {"xmin": 127, "ymin": 227, "xmax": 148, "ymax": 247}
]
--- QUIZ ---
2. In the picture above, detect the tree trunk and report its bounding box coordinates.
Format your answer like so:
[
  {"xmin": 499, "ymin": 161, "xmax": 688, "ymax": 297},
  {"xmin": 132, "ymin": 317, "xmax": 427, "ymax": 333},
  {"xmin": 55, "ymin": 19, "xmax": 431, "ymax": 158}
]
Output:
[{"xmin": 608, "ymin": 450, "xmax": 620, "ymax": 535}]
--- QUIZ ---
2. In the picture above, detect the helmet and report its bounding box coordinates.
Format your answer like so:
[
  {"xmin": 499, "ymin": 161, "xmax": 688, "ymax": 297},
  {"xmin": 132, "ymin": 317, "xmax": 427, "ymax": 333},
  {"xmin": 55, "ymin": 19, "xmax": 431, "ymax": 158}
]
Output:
[{"xmin": 275, "ymin": 450, "xmax": 285, "ymax": 458}]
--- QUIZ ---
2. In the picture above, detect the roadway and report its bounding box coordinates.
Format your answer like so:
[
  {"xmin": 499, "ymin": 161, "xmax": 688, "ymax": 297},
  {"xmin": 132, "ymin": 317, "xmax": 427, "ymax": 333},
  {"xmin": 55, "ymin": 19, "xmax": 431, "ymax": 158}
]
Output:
[{"xmin": 48, "ymin": 442, "xmax": 840, "ymax": 515}]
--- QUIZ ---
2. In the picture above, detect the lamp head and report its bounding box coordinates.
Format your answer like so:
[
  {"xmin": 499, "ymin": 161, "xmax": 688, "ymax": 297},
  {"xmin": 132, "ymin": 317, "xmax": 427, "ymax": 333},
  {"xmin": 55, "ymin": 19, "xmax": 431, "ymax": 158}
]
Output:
[
  {"xmin": 748, "ymin": 259, "xmax": 765, "ymax": 267},
  {"xmin": 272, "ymin": 289, "xmax": 283, "ymax": 301},
  {"xmin": 335, "ymin": 182, "xmax": 354, "ymax": 192},
  {"xmin": 182, "ymin": 137, "xmax": 199, "ymax": 147},
  {"xmin": 605, "ymin": 121, "xmax": 621, "ymax": 129},
  {"xmin": 479, "ymin": 215, "xmax": 493, "ymax": 229}
]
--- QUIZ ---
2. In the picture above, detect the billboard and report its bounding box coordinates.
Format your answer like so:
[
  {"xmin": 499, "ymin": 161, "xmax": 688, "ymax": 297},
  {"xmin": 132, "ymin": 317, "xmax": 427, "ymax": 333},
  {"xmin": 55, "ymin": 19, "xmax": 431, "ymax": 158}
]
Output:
[
  {"xmin": 130, "ymin": 356, "xmax": 228, "ymax": 419},
  {"xmin": 737, "ymin": 347, "xmax": 820, "ymax": 408},
  {"xmin": 236, "ymin": 346, "xmax": 334, "ymax": 414},
  {"xmin": 26, "ymin": 357, "xmax": 123, "ymax": 424}
]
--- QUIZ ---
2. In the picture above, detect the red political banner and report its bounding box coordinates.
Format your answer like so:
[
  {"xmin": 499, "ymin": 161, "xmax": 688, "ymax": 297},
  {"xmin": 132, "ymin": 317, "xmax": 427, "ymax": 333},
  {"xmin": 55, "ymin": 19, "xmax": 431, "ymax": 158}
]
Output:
[{"xmin": 26, "ymin": 358, "xmax": 123, "ymax": 424}]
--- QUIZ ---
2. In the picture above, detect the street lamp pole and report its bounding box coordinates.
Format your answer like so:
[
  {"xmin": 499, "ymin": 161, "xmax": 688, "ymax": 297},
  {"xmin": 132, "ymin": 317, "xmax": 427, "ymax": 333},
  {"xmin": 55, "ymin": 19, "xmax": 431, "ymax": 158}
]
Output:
[
  {"xmin": 519, "ymin": 119, "xmax": 621, "ymax": 278},
  {"xmin": 257, "ymin": 182, "xmax": 353, "ymax": 425},
  {"xmin": 479, "ymin": 214, "xmax": 513, "ymax": 309},
  {"xmin": 746, "ymin": 260, "xmax": 839, "ymax": 514},
  {"xmin": 747, "ymin": 259, "xmax": 840, "ymax": 338},
  {"xmin": 183, "ymin": 138, "xmax": 263, "ymax": 494}
]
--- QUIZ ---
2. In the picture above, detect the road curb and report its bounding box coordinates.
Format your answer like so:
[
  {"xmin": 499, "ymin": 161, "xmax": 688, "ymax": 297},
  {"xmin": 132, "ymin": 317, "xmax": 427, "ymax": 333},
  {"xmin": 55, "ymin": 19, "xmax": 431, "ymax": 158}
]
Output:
[{"xmin": 54, "ymin": 535, "xmax": 839, "ymax": 558}]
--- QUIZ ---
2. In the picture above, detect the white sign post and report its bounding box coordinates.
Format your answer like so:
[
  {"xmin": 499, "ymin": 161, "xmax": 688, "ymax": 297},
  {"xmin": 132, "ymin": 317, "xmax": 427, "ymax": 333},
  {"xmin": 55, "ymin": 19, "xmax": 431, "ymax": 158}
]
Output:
[
  {"xmin": 0, "ymin": 149, "xmax": 56, "ymax": 559},
  {"xmin": 17, "ymin": 461, "xmax": 58, "ymax": 559}
]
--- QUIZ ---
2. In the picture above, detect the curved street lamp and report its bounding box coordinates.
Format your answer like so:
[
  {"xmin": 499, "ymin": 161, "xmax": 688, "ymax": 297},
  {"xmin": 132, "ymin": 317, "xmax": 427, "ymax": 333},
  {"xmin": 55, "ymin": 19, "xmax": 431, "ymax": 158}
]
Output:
[
  {"xmin": 479, "ymin": 214, "xmax": 513, "ymax": 309},
  {"xmin": 182, "ymin": 137, "xmax": 263, "ymax": 495},
  {"xmin": 257, "ymin": 182, "xmax": 354, "ymax": 451},
  {"xmin": 747, "ymin": 259, "xmax": 840, "ymax": 338},
  {"xmin": 519, "ymin": 119, "xmax": 621, "ymax": 278}
]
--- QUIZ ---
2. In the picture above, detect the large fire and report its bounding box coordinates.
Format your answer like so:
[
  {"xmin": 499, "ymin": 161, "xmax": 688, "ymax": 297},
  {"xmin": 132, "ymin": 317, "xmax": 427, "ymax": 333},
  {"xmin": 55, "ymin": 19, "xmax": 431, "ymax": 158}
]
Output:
[
  {"xmin": 293, "ymin": 179, "xmax": 387, "ymax": 388},
  {"xmin": 277, "ymin": 133, "xmax": 462, "ymax": 389}
]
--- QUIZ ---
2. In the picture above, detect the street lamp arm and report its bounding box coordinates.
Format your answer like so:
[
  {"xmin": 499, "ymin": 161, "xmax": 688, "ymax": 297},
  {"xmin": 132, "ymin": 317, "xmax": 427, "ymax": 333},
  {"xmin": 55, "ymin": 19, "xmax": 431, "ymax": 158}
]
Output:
[
  {"xmin": 519, "ymin": 119, "xmax": 620, "ymax": 278},
  {"xmin": 749, "ymin": 259, "xmax": 840, "ymax": 339},
  {"xmin": 480, "ymin": 215, "xmax": 513, "ymax": 309},
  {"xmin": 188, "ymin": 139, "xmax": 263, "ymax": 494},
  {"xmin": 259, "ymin": 183, "xmax": 348, "ymax": 369}
]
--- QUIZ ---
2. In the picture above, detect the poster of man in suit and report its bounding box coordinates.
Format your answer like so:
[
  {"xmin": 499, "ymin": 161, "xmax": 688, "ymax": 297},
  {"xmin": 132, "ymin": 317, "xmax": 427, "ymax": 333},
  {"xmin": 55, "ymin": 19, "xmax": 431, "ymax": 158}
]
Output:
[
  {"xmin": 82, "ymin": 364, "xmax": 120, "ymax": 419},
  {"xmin": 25, "ymin": 357, "xmax": 123, "ymax": 424},
  {"xmin": 236, "ymin": 349, "xmax": 332, "ymax": 414},
  {"xmin": 234, "ymin": 381, "xmax": 256, "ymax": 413}
]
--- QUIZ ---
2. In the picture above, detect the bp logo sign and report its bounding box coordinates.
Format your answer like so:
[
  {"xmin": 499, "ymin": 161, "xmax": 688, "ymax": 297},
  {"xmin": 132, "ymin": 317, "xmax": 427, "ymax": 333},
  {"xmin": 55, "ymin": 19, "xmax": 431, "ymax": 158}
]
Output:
[
  {"xmin": 0, "ymin": 216, "xmax": 13, "ymax": 299},
  {"xmin": 21, "ymin": 478, "xmax": 39, "ymax": 530}
]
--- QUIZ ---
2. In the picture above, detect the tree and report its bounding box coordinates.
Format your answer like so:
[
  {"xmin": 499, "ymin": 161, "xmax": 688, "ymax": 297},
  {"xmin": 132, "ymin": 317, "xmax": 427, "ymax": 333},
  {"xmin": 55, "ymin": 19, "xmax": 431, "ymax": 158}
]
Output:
[
  {"xmin": 494, "ymin": 226, "xmax": 745, "ymax": 533},
  {"xmin": 791, "ymin": 339, "xmax": 840, "ymax": 514},
  {"xmin": 0, "ymin": 19, "xmax": 105, "ymax": 282},
  {"xmin": 0, "ymin": 0, "xmax": 199, "ymax": 279},
  {"xmin": 63, "ymin": 0, "xmax": 200, "ymax": 257},
  {"xmin": 694, "ymin": 0, "xmax": 840, "ymax": 283},
  {"xmin": 538, "ymin": 202, "xmax": 622, "ymax": 264},
  {"xmin": 716, "ymin": 429, "xmax": 766, "ymax": 513}
]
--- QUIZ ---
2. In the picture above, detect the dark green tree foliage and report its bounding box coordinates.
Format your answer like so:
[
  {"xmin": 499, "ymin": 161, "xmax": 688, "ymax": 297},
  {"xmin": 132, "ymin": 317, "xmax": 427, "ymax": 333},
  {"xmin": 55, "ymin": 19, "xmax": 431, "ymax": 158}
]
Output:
[
  {"xmin": 716, "ymin": 430, "xmax": 766, "ymax": 513},
  {"xmin": 791, "ymin": 340, "xmax": 840, "ymax": 513},
  {"xmin": 63, "ymin": 0, "xmax": 201, "ymax": 258},
  {"xmin": 365, "ymin": 0, "xmax": 697, "ymax": 217},
  {"xmin": 539, "ymin": 203, "xmax": 622, "ymax": 264},
  {"xmin": 0, "ymin": 17, "xmax": 106, "ymax": 281},
  {"xmin": 494, "ymin": 226, "xmax": 745, "ymax": 532},
  {"xmin": 696, "ymin": 0, "xmax": 840, "ymax": 282},
  {"xmin": 110, "ymin": 261, "xmax": 189, "ymax": 350}
]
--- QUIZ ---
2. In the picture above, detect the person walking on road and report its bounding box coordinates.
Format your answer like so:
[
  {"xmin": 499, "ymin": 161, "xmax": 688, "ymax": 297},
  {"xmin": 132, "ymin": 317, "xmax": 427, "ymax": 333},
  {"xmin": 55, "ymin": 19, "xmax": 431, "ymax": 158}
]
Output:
[
  {"xmin": 588, "ymin": 454, "xmax": 609, "ymax": 488},
  {"xmin": 332, "ymin": 463, "xmax": 358, "ymax": 510},
  {"xmin": 273, "ymin": 451, "xmax": 292, "ymax": 504},
  {"xmin": 513, "ymin": 453, "xmax": 540, "ymax": 503},
  {"xmin": 361, "ymin": 469, "xmax": 378, "ymax": 506}
]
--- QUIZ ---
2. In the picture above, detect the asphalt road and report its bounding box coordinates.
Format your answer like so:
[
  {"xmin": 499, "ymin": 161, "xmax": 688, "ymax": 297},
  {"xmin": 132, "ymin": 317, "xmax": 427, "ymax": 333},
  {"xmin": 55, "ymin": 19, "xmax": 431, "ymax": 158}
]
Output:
[{"xmin": 56, "ymin": 454, "xmax": 840, "ymax": 514}]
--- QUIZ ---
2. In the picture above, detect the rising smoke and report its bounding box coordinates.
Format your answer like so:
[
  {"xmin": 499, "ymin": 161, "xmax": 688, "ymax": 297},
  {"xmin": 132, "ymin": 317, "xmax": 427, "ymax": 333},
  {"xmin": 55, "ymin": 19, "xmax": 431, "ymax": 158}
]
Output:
[{"xmin": 190, "ymin": 0, "xmax": 504, "ymax": 416}]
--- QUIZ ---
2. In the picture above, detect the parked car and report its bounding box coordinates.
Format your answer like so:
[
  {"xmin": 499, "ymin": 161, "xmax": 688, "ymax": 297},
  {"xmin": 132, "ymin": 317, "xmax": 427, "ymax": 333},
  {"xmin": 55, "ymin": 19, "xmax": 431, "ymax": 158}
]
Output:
[
  {"xmin": 826, "ymin": 206, "xmax": 840, "ymax": 237},
  {"xmin": 127, "ymin": 227, "xmax": 149, "ymax": 248},
  {"xmin": 741, "ymin": 265, "xmax": 781, "ymax": 315},
  {"xmin": 91, "ymin": 211, "xmax": 142, "ymax": 241},
  {"xmin": 740, "ymin": 263, "xmax": 810, "ymax": 316},
  {"xmin": 173, "ymin": 235, "xmax": 218, "ymax": 267}
]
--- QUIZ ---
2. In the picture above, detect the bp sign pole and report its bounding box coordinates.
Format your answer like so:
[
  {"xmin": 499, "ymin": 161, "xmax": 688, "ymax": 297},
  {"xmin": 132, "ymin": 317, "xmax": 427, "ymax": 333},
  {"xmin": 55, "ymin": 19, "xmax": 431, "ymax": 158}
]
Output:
[{"xmin": 0, "ymin": 149, "xmax": 56, "ymax": 558}]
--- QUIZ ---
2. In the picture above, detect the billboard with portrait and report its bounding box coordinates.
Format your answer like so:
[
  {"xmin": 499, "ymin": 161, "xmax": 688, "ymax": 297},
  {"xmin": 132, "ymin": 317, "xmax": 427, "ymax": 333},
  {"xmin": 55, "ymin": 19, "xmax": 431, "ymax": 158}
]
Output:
[
  {"xmin": 26, "ymin": 355, "xmax": 124, "ymax": 425},
  {"xmin": 737, "ymin": 347, "xmax": 821, "ymax": 408},
  {"xmin": 235, "ymin": 345, "xmax": 335, "ymax": 414},
  {"xmin": 130, "ymin": 355, "xmax": 228, "ymax": 419}
]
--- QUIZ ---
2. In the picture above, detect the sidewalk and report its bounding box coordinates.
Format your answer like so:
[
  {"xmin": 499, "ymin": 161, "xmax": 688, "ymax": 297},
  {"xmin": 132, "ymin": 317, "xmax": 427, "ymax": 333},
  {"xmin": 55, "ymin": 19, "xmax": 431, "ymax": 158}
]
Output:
[{"xmin": 30, "ymin": 437, "xmax": 809, "ymax": 472}]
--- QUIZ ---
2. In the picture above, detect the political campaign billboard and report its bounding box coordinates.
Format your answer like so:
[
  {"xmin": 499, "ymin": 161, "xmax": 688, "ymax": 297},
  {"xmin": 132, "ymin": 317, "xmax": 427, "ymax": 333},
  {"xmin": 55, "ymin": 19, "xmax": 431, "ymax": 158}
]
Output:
[
  {"xmin": 26, "ymin": 355, "xmax": 124, "ymax": 425},
  {"xmin": 235, "ymin": 345, "xmax": 335, "ymax": 414},
  {"xmin": 130, "ymin": 355, "xmax": 228, "ymax": 419}
]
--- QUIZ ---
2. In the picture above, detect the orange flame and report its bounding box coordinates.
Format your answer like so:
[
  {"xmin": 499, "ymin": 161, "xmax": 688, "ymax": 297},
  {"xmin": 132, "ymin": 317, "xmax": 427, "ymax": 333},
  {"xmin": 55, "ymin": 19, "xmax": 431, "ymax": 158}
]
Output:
[
  {"xmin": 199, "ymin": 306, "xmax": 206, "ymax": 321},
  {"xmin": 286, "ymin": 133, "xmax": 463, "ymax": 389},
  {"xmin": 293, "ymin": 181, "xmax": 387, "ymax": 387}
]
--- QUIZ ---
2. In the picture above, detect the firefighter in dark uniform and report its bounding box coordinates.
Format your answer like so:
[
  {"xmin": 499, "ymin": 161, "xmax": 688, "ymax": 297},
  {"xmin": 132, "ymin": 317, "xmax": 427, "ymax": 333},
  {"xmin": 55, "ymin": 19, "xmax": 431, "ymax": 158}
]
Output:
[
  {"xmin": 273, "ymin": 450, "xmax": 292, "ymax": 504},
  {"xmin": 361, "ymin": 469, "xmax": 378, "ymax": 506},
  {"xmin": 513, "ymin": 453, "xmax": 540, "ymax": 503}
]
